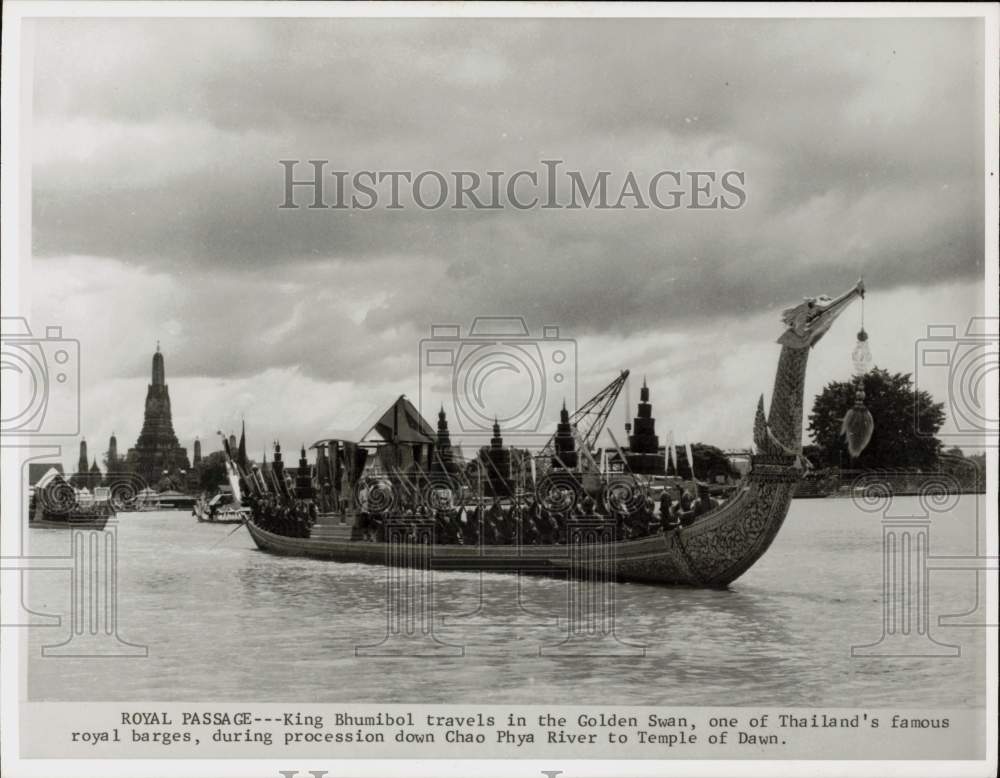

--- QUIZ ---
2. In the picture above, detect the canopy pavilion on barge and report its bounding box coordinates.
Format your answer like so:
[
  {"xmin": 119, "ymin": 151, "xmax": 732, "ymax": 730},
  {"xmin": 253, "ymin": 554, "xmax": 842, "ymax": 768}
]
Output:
[{"xmin": 307, "ymin": 395, "xmax": 445, "ymax": 516}]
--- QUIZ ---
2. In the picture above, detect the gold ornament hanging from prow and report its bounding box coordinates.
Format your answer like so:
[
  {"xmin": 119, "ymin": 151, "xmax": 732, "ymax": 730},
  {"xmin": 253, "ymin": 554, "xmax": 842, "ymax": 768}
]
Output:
[
  {"xmin": 842, "ymin": 293, "xmax": 874, "ymax": 458},
  {"xmin": 842, "ymin": 385, "xmax": 874, "ymax": 458}
]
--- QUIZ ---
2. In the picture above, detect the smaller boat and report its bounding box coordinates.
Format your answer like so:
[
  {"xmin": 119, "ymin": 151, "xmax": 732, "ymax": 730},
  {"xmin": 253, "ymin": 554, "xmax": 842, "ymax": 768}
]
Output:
[
  {"xmin": 194, "ymin": 492, "xmax": 249, "ymax": 524},
  {"xmin": 31, "ymin": 501, "xmax": 114, "ymax": 530},
  {"xmin": 151, "ymin": 489, "xmax": 198, "ymax": 511},
  {"xmin": 29, "ymin": 468, "xmax": 115, "ymax": 530}
]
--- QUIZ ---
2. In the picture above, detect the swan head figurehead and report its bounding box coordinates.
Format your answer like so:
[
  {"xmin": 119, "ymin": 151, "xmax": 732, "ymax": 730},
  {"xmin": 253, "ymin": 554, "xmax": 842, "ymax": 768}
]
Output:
[{"xmin": 778, "ymin": 278, "xmax": 865, "ymax": 349}]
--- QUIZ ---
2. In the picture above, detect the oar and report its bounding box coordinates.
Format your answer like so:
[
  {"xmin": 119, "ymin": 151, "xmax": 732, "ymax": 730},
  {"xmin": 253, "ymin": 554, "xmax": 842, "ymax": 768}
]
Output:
[{"xmin": 210, "ymin": 516, "xmax": 249, "ymax": 549}]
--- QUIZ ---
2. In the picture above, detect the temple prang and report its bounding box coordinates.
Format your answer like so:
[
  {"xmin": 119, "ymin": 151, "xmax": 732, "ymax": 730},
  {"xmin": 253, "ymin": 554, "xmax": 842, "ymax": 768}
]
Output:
[
  {"xmin": 126, "ymin": 344, "xmax": 191, "ymax": 488},
  {"xmin": 551, "ymin": 402, "xmax": 578, "ymax": 471},
  {"xmin": 431, "ymin": 406, "xmax": 460, "ymax": 475},
  {"xmin": 89, "ymin": 458, "xmax": 102, "ymax": 489},
  {"xmin": 69, "ymin": 438, "xmax": 90, "ymax": 488},
  {"xmin": 77, "ymin": 438, "xmax": 89, "ymax": 475}
]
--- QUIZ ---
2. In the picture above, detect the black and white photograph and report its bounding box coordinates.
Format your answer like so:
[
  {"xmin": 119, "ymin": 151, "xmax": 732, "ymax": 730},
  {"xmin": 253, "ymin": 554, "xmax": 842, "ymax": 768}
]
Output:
[{"xmin": 1, "ymin": 3, "xmax": 997, "ymax": 777}]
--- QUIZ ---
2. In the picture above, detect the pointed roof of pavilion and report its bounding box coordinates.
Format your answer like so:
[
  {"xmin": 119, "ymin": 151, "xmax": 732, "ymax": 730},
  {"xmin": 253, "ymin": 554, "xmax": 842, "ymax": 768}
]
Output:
[{"xmin": 311, "ymin": 395, "xmax": 436, "ymax": 448}]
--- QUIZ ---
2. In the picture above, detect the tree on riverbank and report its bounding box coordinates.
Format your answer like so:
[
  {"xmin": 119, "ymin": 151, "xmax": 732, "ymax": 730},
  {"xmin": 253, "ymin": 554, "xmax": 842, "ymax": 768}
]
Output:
[
  {"xmin": 807, "ymin": 368, "xmax": 944, "ymax": 470},
  {"xmin": 193, "ymin": 450, "xmax": 228, "ymax": 491},
  {"xmin": 666, "ymin": 443, "xmax": 741, "ymax": 481},
  {"xmin": 939, "ymin": 447, "xmax": 986, "ymax": 492}
]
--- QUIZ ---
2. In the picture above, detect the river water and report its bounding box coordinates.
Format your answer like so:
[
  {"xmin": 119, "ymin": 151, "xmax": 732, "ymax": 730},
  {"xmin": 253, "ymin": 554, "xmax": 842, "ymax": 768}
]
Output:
[{"xmin": 25, "ymin": 496, "xmax": 986, "ymax": 706}]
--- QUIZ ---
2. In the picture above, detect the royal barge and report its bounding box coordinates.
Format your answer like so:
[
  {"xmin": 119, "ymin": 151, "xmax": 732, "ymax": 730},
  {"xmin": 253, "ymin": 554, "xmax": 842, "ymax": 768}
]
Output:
[{"xmin": 238, "ymin": 281, "xmax": 865, "ymax": 587}]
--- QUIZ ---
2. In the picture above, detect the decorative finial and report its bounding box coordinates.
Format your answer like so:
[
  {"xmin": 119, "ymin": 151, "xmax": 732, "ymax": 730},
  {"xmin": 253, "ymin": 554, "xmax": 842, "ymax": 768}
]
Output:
[{"xmin": 156, "ymin": 340, "xmax": 160, "ymax": 353}]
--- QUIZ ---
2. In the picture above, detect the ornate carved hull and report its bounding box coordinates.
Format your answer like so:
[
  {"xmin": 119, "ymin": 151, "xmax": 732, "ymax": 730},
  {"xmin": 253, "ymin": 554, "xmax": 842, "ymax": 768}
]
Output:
[
  {"xmin": 245, "ymin": 455, "xmax": 801, "ymax": 588},
  {"xmin": 654, "ymin": 454, "xmax": 801, "ymax": 586}
]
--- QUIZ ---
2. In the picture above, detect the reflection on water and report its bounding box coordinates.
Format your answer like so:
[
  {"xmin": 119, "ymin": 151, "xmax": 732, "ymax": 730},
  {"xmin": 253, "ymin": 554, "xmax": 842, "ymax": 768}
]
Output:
[{"xmin": 26, "ymin": 497, "xmax": 986, "ymax": 705}]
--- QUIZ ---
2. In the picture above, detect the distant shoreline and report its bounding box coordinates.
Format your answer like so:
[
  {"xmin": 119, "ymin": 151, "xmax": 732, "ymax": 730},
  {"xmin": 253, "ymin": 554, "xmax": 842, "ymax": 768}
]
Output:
[{"xmin": 794, "ymin": 467, "xmax": 985, "ymax": 500}]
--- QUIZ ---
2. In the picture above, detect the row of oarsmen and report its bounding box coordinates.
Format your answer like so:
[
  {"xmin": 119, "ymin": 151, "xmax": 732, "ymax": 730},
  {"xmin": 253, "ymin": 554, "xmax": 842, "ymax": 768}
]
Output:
[
  {"xmin": 247, "ymin": 493, "xmax": 318, "ymax": 537},
  {"xmin": 354, "ymin": 486, "xmax": 722, "ymax": 545}
]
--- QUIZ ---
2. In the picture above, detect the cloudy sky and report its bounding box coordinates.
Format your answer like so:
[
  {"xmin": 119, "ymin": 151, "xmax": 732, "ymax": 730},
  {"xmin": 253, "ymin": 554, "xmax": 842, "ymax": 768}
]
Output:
[{"xmin": 27, "ymin": 15, "xmax": 987, "ymax": 466}]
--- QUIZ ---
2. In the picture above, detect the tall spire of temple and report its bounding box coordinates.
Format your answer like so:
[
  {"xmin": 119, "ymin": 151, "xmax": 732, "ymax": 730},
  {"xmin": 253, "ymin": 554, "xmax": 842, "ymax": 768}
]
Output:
[
  {"xmin": 192, "ymin": 437, "xmax": 202, "ymax": 466},
  {"xmin": 77, "ymin": 438, "xmax": 89, "ymax": 475},
  {"xmin": 552, "ymin": 403, "xmax": 578, "ymax": 470},
  {"xmin": 108, "ymin": 432, "xmax": 118, "ymax": 464},
  {"xmin": 152, "ymin": 341, "xmax": 165, "ymax": 387},
  {"xmin": 127, "ymin": 344, "xmax": 190, "ymax": 487},
  {"xmin": 69, "ymin": 438, "xmax": 90, "ymax": 488},
  {"xmin": 431, "ymin": 406, "xmax": 458, "ymax": 475}
]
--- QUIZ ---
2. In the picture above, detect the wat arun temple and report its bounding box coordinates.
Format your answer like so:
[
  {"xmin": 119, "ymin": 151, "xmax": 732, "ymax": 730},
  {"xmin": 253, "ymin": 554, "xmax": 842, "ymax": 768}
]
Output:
[{"xmin": 126, "ymin": 344, "xmax": 190, "ymax": 487}]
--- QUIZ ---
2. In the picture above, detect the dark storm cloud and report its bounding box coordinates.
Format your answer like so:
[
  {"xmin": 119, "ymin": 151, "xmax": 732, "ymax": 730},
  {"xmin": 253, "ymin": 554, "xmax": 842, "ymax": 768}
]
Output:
[{"xmin": 31, "ymin": 16, "xmax": 985, "ymax": 379}]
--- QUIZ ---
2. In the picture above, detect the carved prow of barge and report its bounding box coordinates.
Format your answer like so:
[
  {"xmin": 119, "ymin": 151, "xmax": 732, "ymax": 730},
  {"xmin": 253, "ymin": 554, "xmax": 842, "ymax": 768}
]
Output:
[{"xmin": 653, "ymin": 278, "xmax": 866, "ymax": 586}]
